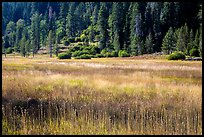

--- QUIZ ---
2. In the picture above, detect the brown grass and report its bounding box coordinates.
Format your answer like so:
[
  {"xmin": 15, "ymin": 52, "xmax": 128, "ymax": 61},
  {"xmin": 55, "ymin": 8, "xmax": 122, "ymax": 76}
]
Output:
[{"xmin": 2, "ymin": 55, "xmax": 202, "ymax": 135}]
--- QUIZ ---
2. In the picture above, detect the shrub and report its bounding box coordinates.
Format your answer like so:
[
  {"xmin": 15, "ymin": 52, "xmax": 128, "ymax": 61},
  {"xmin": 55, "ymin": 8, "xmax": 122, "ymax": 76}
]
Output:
[
  {"xmin": 58, "ymin": 52, "xmax": 71, "ymax": 59},
  {"xmin": 94, "ymin": 54, "xmax": 104, "ymax": 58},
  {"xmin": 67, "ymin": 37, "xmax": 75, "ymax": 43},
  {"xmin": 70, "ymin": 45, "xmax": 81, "ymax": 52},
  {"xmin": 72, "ymin": 50, "xmax": 89, "ymax": 57},
  {"xmin": 167, "ymin": 52, "xmax": 186, "ymax": 60},
  {"xmin": 6, "ymin": 47, "xmax": 14, "ymax": 54},
  {"xmin": 75, "ymin": 54, "xmax": 91, "ymax": 59},
  {"xmin": 63, "ymin": 40, "xmax": 70, "ymax": 46},
  {"xmin": 75, "ymin": 37, "xmax": 81, "ymax": 42},
  {"xmin": 95, "ymin": 35, "xmax": 100, "ymax": 42},
  {"xmin": 189, "ymin": 48, "xmax": 200, "ymax": 57},
  {"xmin": 118, "ymin": 50, "xmax": 130, "ymax": 57}
]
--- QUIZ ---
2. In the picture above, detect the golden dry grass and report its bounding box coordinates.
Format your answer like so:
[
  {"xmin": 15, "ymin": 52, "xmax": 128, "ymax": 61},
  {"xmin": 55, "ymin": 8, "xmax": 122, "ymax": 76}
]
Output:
[{"xmin": 2, "ymin": 55, "xmax": 202, "ymax": 135}]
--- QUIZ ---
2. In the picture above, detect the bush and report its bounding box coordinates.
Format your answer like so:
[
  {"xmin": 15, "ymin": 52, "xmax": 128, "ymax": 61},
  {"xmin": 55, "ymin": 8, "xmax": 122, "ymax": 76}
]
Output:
[
  {"xmin": 70, "ymin": 45, "xmax": 81, "ymax": 52},
  {"xmin": 75, "ymin": 37, "xmax": 81, "ymax": 42},
  {"xmin": 167, "ymin": 52, "xmax": 186, "ymax": 60},
  {"xmin": 118, "ymin": 50, "xmax": 130, "ymax": 57},
  {"xmin": 58, "ymin": 52, "xmax": 71, "ymax": 59},
  {"xmin": 6, "ymin": 47, "xmax": 14, "ymax": 54},
  {"xmin": 94, "ymin": 54, "xmax": 104, "ymax": 58},
  {"xmin": 63, "ymin": 40, "xmax": 70, "ymax": 46},
  {"xmin": 67, "ymin": 37, "xmax": 75, "ymax": 43},
  {"xmin": 72, "ymin": 51, "xmax": 89, "ymax": 57},
  {"xmin": 189, "ymin": 48, "xmax": 200, "ymax": 57},
  {"xmin": 75, "ymin": 54, "xmax": 91, "ymax": 59}
]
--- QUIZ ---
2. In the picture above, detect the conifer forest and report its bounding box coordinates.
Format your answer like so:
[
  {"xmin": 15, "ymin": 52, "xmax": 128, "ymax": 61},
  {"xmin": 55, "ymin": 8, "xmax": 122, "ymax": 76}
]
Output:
[{"xmin": 2, "ymin": 2, "xmax": 202, "ymax": 135}]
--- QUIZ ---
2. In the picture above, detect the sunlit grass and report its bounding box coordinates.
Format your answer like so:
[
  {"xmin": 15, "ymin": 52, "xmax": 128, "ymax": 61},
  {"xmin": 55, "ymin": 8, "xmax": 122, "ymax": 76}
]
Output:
[{"xmin": 2, "ymin": 55, "xmax": 202, "ymax": 135}]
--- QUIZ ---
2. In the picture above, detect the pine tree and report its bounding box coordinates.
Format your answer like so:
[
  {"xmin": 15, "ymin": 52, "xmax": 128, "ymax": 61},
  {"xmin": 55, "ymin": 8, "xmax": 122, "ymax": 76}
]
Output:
[
  {"xmin": 145, "ymin": 32, "xmax": 153, "ymax": 54},
  {"xmin": 144, "ymin": 3, "xmax": 152, "ymax": 37},
  {"xmin": 98, "ymin": 3, "xmax": 109, "ymax": 50},
  {"xmin": 199, "ymin": 28, "xmax": 202, "ymax": 57},
  {"xmin": 25, "ymin": 39, "xmax": 30, "ymax": 57},
  {"xmin": 130, "ymin": 2, "xmax": 139, "ymax": 56},
  {"xmin": 20, "ymin": 36, "xmax": 26, "ymax": 57},
  {"xmin": 40, "ymin": 19, "xmax": 48, "ymax": 47},
  {"xmin": 193, "ymin": 30, "xmax": 200, "ymax": 49},
  {"xmin": 152, "ymin": 2, "xmax": 162, "ymax": 52},
  {"xmin": 30, "ymin": 12, "xmax": 40, "ymax": 56},
  {"xmin": 2, "ymin": 36, "xmax": 6, "ymax": 57},
  {"xmin": 6, "ymin": 21, "xmax": 16, "ymax": 48},
  {"xmin": 109, "ymin": 2, "xmax": 123, "ymax": 51},
  {"xmin": 48, "ymin": 30, "xmax": 53, "ymax": 58},
  {"xmin": 54, "ymin": 34, "xmax": 59, "ymax": 57},
  {"xmin": 15, "ymin": 19, "xmax": 24, "ymax": 52},
  {"xmin": 92, "ymin": 5, "xmax": 99, "ymax": 25},
  {"xmin": 66, "ymin": 2, "xmax": 76, "ymax": 37},
  {"xmin": 58, "ymin": 3, "xmax": 67, "ymax": 39},
  {"xmin": 176, "ymin": 23, "xmax": 189, "ymax": 53},
  {"xmin": 122, "ymin": 2, "xmax": 131, "ymax": 51},
  {"xmin": 130, "ymin": 5, "xmax": 143, "ymax": 55},
  {"xmin": 113, "ymin": 31, "xmax": 120, "ymax": 52},
  {"xmin": 162, "ymin": 27, "xmax": 176, "ymax": 54},
  {"xmin": 187, "ymin": 29, "xmax": 194, "ymax": 55}
]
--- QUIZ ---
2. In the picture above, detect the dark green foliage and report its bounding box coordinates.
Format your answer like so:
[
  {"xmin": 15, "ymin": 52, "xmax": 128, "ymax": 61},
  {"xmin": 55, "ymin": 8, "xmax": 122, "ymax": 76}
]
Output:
[
  {"xmin": 6, "ymin": 47, "xmax": 14, "ymax": 54},
  {"xmin": 162, "ymin": 27, "xmax": 176, "ymax": 54},
  {"xmin": 72, "ymin": 51, "xmax": 89, "ymax": 57},
  {"xmin": 67, "ymin": 37, "xmax": 75, "ymax": 43},
  {"xmin": 189, "ymin": 48, "xmax": 200, "ymax": 57},
  {"xmin": 63, "ymin": 40, "xmax": 70, "ymax": 46},
  {"xmin": 98, "ymin": 3, "xmax": 109, "ymax": 50},
  {"xmin": 58, "ymin": 52, "xmax": 71, "ymax": 59},
  {"xmin": 118, "ymin": 50, "xmax": 130, "ymax": 57},
  {"xmin": 2, "ymin": 2, "xmax": 202, "ymax": 58},
  {"xmin": 94, "ymin": 54, "xmax": 104, "ymax": 58},
  {"xmin": 75, "ymin": 37, "xmax": 82, "ymax": 42},
  {"xmin": 167, "ymin": 51, "xmax": 186, "ymax": 60},
  {"xmin": 75, "ymin": 54, "xmax": 91, "ymax": 59}
]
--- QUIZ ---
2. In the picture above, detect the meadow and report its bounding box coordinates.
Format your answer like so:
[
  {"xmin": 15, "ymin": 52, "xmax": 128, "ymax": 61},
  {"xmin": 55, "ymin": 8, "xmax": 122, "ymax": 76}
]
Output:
[{"xmin": 2, "ymin": 54, "xmax": 202, "ymax": 135}]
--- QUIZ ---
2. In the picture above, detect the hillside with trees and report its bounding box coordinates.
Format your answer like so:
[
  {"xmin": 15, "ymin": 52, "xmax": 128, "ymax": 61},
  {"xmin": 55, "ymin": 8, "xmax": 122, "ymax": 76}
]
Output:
[{"xmin": 2, "ymin": 2, "xmax": 202, "ymax": 58}]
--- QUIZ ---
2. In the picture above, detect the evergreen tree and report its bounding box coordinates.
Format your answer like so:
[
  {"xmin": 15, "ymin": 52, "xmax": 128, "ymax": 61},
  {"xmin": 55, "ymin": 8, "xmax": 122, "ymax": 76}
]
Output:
[
  {"xmin": 109, "ymin": 2, "xmax": 123, "ymax": 51},
  {"xmin": 113, "ymin": 31, "xmax": 120, "ymax": 52},
  {"xmin": 30, "ymin": 12, "xmax": 40, "ymax": 56},
  {"xmin": 187, "ymin": 29, "xmax": 194, "ymax": 55},
  {"xmin": 145, "ymin": 32, "xmax": 153, "ymax": 54},
  {"xmin": 152, "ymin": 2, "xmax": 163, "ymax": 52},
  {"xmin": 193, "ymin": 30, "xmax": 200, "ymax": 49},
  {"xmin": 144, "ymin": 3, "xmax": 152, "ymax": 37},
  {"xmin": 66, "ymin": 2, "xmax": 76, "ymax": 37},
  {"xmin": 15, "ymin": 19, "xmax": 24, "ymax": 52},
  {"xmin": 88, "ymin": 25, "xmax": 95, "ymax": 43},
  {"xmin": 54, "ymin": 34, "xmax": 59, "ymax": 57},
  {"xmin": 20, "ymin": 35, "xmax": 26, "ymax": 57},
  {"xmin": 40, "ymin": 19, "xmax": 48, "ymax": 47},
  {"xmin": 6, "ymin": 21, "xmax": 16, "ymax": 48},
  {"xmin": 25, "ymin": 39, "xmax": 30, "ymax": 57},
  {"xmin": 98, "ymin": 3, "xmax": 109, "ymax": 50},
  {"xmin": 162, "ymin": 27, "xmax": 176, "ymax": 54},
  {"xmin": 199, "ymin": 29, "xmax": 202, "ymax": 57},
  {"xmin": 58, "ymin": 2, "xmax": 67, "ymax": 39},
  {"xmin": 92, "ymin": 5, "xmax": 99, "ymax": 25},
  {"xmin": 122, "ymin": 2, "xmax": 131, "ymax": 51},
  {"xmin": 48, "ymin": 30, "xmax": 53, "ymax": 58},
  {"xmin": 2, "ymin": 36, "xmax": 6, "ymax": 57},
  {"xmin": 130, "ymin": 2, "xmax": 139, "ymax": 55}
]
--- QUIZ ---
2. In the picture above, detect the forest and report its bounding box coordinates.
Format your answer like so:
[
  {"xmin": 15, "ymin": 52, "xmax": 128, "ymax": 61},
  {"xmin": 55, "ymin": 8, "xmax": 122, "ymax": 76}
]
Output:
[
  {"xmin": 2, "ymin": 2, "xmax": 202, "ymax": 135},
  {"xmin": 2, "ymin": 2, "xmax": 202, "ymax": 58}
]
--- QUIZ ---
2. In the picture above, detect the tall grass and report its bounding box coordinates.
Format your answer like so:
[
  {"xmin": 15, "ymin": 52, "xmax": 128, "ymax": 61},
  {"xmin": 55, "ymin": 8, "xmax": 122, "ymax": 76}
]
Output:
[{"xmin": 2, "ymin": 55, "xmax": 202, "ymax": 135}]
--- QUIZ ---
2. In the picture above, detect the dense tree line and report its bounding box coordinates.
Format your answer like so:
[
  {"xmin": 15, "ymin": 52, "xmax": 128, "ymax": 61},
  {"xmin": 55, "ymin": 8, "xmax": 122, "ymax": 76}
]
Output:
[{"xmin": 2, "ymin": 2, "xmax": 202, "ymax": 57}]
